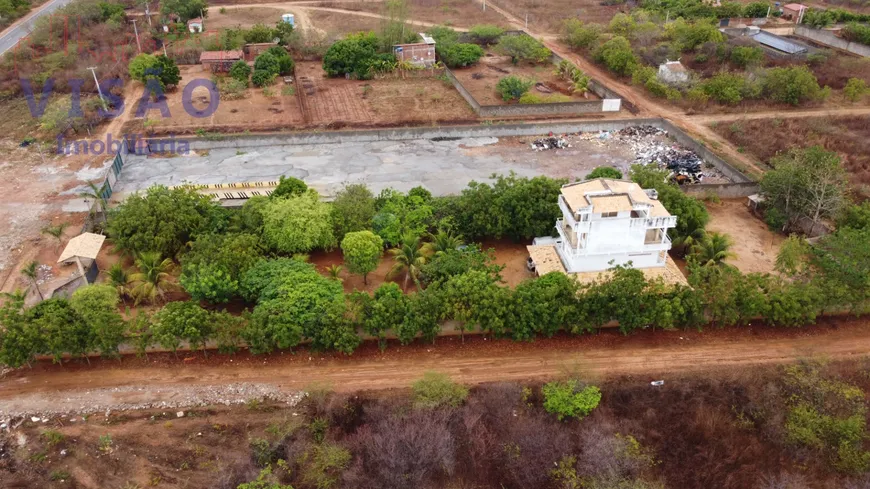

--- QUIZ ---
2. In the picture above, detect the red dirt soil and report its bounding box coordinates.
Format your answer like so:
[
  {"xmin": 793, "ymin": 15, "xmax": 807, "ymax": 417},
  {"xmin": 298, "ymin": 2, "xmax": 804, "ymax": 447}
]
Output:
[{"xmin": 2, "ymin": 314, "xmax": 869, "ymax": 415}]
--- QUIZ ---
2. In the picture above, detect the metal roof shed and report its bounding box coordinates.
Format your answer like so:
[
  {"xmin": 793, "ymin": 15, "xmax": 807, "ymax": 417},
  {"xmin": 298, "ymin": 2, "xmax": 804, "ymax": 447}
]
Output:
[
  {"xmin": 752, "ymin": 31, "xmax": 807, "ymax": 55},
  {"xmin": 58, "ymin": 232, "xmax": 106, "ymax": 285}
]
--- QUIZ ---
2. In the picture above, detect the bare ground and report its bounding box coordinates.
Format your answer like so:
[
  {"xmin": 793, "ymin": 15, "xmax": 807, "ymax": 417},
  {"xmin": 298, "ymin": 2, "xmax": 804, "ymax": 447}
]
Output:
[{"xmin": 705, "ymin": 199, "xmax": 784, "ymax": 274}]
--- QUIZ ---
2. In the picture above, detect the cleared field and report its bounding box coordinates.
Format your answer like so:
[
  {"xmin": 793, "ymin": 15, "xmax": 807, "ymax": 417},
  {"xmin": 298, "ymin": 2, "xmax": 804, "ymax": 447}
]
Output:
[
  {"xmin": 491, "ymin": 0, "xmax": 624, "ymax": 33},
  {"xmin": 205, "ymin": 6, "xmax": 286, "ymax": 30},
  {"xmin": 452, "ymin": 54, "xmax": 598, "ymax": 105},
  {"xmin": 306, "ymin": 8, "xmax": 382, "ymax": 36},
  {"xmin": 315, "ymin": 0, "xmax": 511, "ymax": 28},
  {"xmin": 711, "ymin": 116, "xmax": 870, "ymax": 192},
  {"xmin": 133, "ymin": 65, "xmax": 304, "ymax": 134},
  {"xmin": 295, "ymin": 61, "xmax": 476, "ymax": 126},
  {"xmin": 705, "ymin": 199, "xmax": 783, "ymax": 274}
]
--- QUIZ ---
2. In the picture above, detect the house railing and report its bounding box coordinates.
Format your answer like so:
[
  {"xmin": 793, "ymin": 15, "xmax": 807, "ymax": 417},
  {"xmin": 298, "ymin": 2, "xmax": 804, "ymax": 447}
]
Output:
[{"xmin": 629, "ymin": 216, "xmax": 677, "ymax": 229}]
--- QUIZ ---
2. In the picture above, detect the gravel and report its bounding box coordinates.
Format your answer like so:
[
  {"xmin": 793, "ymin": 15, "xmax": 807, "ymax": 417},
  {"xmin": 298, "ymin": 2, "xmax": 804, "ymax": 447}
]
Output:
[{"xmin": 0, "ymin": 383, "xmax": 306, "ymax": 423}]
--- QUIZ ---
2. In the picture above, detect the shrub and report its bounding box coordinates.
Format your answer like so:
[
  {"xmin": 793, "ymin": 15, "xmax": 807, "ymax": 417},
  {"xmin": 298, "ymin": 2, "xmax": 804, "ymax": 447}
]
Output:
[
  {"xmin": 412, "ymin": 372, "xmax": 469, "ymax": 408},
  {"xmin": 469, "ymin": 24, "xmax": 504, "ymax": 44},
  {"xmin": 340, "ymin": 230, "xmax": 384, "ymax": 284},
  {"xmin": 762, "ymin": 66, "xmax": 827, "ymax": 105},
  {"xmin": 262, "ymin": 190, "xmax": 336, "ymax": 254},
  {"xmin": 542, "ymin": 379, "xmax": 602, "ymax": 421},
  {"xmin": 251, "ymin": 69, "xmax": 275, "ymax": 88},
  {"xmin": 271, "ymin": 176, "xmax": 308, "ymax": 199},
  {"xmin": 322, "ymin": 32, "xmax": 393, "ymax": 80},
  {"xmin": 495, "ymin": 34, "xmax": 551, "ymax": 64},
  {"xmin": 701, "ymin": 72, "xmax": 749, "ymax": 105},
  {"xmin": 843, "ymin": 22, "xmax": 870, "ymax": 47},
  {"xmin": 594, "ymin": 36, "xmax": 639, "ymax": 76},
  {"xmin": 438, "ymin": 43, "xmax": 484, "ymax": 68},
  {"xmin": 844, "ymin": 77, "xmax": 868, "ymax": 102},
  {"xmin": 730, "ymin": 46, "xmax": 763, "ymax": 67},
  {"xmin": 743, "ymin": 2, "xmax": 770, "ymax": 18},
  {"xmin": 518, "ymin": 92, "xmax": 572, "ymax": 104},
  {"xmin": 496, "ymin": 75, "xmax": 534, "ymax": 101},
  {"xmin": 229, "ymin": 60, "xmax": 252, "ymax": 83},
  {"xmin": 586, "ymin": 167, "xmax": 623, "ymax": 179},
  {"xmin": 218, "ymin": 77, "xmax": 248, "ymax": 100},
  {"xmin": 253, "ymin": 52, "xmax": 280, "ymax": 76},
  {"xmin": 562, "ymin": 19, "xmax": 602, "ymax": 50}
]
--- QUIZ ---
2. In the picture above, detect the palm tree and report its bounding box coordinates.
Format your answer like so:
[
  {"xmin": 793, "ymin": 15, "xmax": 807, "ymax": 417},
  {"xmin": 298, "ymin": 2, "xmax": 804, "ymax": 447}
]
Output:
[
  {"xmin": 691, "ymin": 232, "xmax": 736, "ymax": 267},
  {"xmin": 423, "ymin": 229, "xmax": 464, "ymax": 256},
  {"xmin": 129, "ymin": 251, "xmax": 175, "ymax": 305},
  {"xmin": 21, "ymin": 261, "xmax": 43, "ymax": 300},
  {"xmin": 388, "ymin": 233, "xmax": 431, "ymax": 290},
  {"xmin": 80, "ymin": 180, "xmax": 108, "ymax": 227},
  {"xmin": 107, "ymin": 262, "xmax": 133, "ymax": 302},
  {"xmin": 326, "ymin": 264, "xmax": 343, "ymax": 281},
  {"xmin": 41, "ymin": 222, "xmax": 69, "ymax": 253}
]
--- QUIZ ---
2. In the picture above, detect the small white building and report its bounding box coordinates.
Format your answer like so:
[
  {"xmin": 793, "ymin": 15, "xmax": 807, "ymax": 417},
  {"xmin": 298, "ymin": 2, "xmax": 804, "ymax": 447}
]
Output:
[
  {"xmin": 282, "ymin": 13, "xmax": 295, "ymax": 27},
  {"xmin": 657, "ymin": 60, "xmax": 689, "ymax": 85},
  {"xmin": 530, "ymin": 178, "xmax": 678, "ymax": 274}
]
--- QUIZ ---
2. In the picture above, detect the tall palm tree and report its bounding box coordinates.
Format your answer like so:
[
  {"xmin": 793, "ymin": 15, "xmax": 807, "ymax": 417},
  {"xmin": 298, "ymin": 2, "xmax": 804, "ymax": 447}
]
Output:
[
  {"xmin": 107, "ymin": 262, "xmax": 133, "ymax": 302},
  {"xmin": 41, "ymin": 222, "xmax": 69, "ymax": 253},
  {"xmin": 388, "ymin": 233, "xmax": 431, "ymax": 290},
  {"xmin": 423, "ymin": 229, "xmax": 464, "ymax": 256},
  {"xmin": 21, "ymin": 261, "xmax": 43, "ymax": 300},
  {"xmin": 691, "ymin": 232, "xmax": 736, "ymax": 267},
  {"xmin": 80, "ymin": 180, "xmax": 108, "ymax": 227},
  {"xmin": 129, "ymin": 252, "xmax": 175, "ymax": 305}
]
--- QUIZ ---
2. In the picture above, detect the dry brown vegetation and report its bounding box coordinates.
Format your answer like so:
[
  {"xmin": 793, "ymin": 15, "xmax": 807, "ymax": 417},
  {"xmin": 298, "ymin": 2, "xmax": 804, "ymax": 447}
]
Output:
[
  {"xmin": 315, "ymin": 0, "xmax": 511, "ymax": 28},
  {"xmin": 711, "ymin": 116, "xmax": 870, "ymax": 192},
  {"xmin": 493, "ymin": 0, "xmax": 625, "ymax": 33},
  {"xmin": 5, "ymin": 361, "xmax": 870, "ymax": 489}
]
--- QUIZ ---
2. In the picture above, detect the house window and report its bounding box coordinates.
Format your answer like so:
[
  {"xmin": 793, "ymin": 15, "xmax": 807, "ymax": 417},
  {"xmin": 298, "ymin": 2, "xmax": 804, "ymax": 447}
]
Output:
[{"xmin": 601, "ymin": 212, "xmax": 618, "ymax": 218}]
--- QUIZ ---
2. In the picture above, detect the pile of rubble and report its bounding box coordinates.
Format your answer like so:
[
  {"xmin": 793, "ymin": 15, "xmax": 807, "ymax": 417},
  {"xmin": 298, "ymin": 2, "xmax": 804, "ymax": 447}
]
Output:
[{"xmin": 530, "ymin": 136, "xmax": 570, "ymax": 151}]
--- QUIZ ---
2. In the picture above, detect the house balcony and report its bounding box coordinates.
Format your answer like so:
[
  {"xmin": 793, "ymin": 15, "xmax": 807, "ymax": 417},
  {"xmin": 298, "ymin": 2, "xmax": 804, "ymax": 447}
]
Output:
[{"xmin": 629, "ymin": 215, "xmax": 677, "ymax": 229}]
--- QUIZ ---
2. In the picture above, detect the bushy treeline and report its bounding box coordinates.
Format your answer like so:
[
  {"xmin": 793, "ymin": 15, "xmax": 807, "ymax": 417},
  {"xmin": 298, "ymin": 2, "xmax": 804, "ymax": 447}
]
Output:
[
  {"xmin": 2, "ymin": 166, "xmax": 868, "ymax": 367},
  {"xmin": 803, "ymin": 7, "xmax": 870, "ymax": 28},
  {"xmin": 562, "ymin": 10, "xmax": 832, "ymax": 106}
]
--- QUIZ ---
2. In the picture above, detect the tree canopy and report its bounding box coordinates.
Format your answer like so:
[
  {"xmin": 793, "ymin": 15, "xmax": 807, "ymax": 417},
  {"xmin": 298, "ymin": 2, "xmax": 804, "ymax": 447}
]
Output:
[{"xmin": 262, "ymin": 190, "xmax": 336, "ymax": 254}]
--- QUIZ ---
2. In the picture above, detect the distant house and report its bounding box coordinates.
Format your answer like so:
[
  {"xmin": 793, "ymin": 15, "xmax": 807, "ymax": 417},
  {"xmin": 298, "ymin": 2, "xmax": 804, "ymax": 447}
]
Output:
[
  {"xmin": 200, "ymin": 50, "xmax": 244, "ymax": 72},
  {"xmin": 393, "ymin": 33, "xmax": 436, "ymax": 67},
  {"xmin": 781, "ymin": 3, "xmax": 808, "ymax": 22},
  {"xmin": 187, "ymin": 17, "xmax": 203, "ymax": 33},
  {"xmin": 657, "ymin": 60, "xmax": 689, "ymax": 85},
  {"xmin": 528, "ymin": 178, "xmax": 683, "ymax": 282}
]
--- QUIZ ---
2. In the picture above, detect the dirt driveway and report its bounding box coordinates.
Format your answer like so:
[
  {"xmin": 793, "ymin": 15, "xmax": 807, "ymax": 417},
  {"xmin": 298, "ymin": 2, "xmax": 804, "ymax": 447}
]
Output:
[{"xmin": 1, "ymin": 315, "xmax": 868, "ymax": 416}]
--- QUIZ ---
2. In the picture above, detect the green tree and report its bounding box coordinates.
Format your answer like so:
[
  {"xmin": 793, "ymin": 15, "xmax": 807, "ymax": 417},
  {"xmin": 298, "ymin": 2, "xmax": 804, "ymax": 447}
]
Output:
[
  {"xmin": 129, "ymin": 252, "xmax": 176, "ymax": 305},
  {"xmin": 700, "ymin": 71, "xmax": 751, "ymax": 105},
  {"xmin": 322, "ymin": 32, "xmax": 390, "ymax": 80},
  {"xmin": 341, "ymin": 231, "xmax": 383, "ymax": 285},
  {"xmin": 399, "ymin": 287, "xmax": 443, "ymax": 344},
  {"xmin": 41, "ymin": 222, "xmax": 68, "ymax": 252},
  {"xmin": 665, "ymin": 17, "xmax": 724, "ymax": 51},
  {"xmin": 107, "ymin": 185, "xmax": 221, "ymax": 257},
  {"xmin": 561, "ymin": 19, "xmax": 602, "ymax": 50},
  {"xmin": 21, "ymin": 261, "xmax": 43, "ymax": 300},
  {"xmin": 331, "ymin": 183, "xmax": 376, "ymax": 241},
  {"xmin": 438, "ymin": 43, "xmax": 484, "ymax": 68},
  {"xmin": 265, "ymin": 46, "xmax": 295, "ymax": 75},
  {"xmin": 372, "ymin": 189, "xmax": 433, "ymax": 246},
  {"xmin": 594, "ymin": 36, "xmax": 638, "ymax": 76},
  {"xmin": 254, "ymin": 52, "xmax": 281, "ymax": 76},
  {"xmin": 511, "ymin": 272, "xmax": 582, "ymax": 340},
  {"xmin": 0, "ymin": 291, "xmax": 41, "ymax": 368},
  {"xmin": 80, "ymin": 181, "xmax": 109, "ymax": 227},
  {"xmin": 411, "ymin": 371, "xmax": 468, "ymax": 408},
  {"xmin": 106, "ymin": 263, "xmax": 133, "ymax": 302},
  {"xmin": 70, "ymin": 285, "xmax": 125, "ymax": 358},
  {"xmin": 420, "ymin": 245, "xmax": 503, "ymax": 286},
  {"xmin": 28, "ymin": 298, "xmax": 92, "ymax": 364},
  {"xmin": 762, "ymin": 66, "xmax": 828, "ymax": 106},
  {"xmin": 128, "ymin": 53, "xmax": 158, "ymax": 82},
  {"xmin": 440, "ymin": 270, "xmax": 510, "ymax": 340},
  {"xmin": 128, "ymin": 54, "xmax": 181, "ymax": 87},
  {"xmin": 213, "ymin": 310, "xmax": 246, "ymax": 354},
  {"xmin": 271, "ymin": 176, "xmax": 309, "ymax": 200},
  {"xmin": 690, "ymin": 231, "xmax": 735, "ymax": 266},
  {"xmin": 252, "ymin": 70, "xmax": 275, "ymax": 88},
  {"xmin": 542, "ymin": 380, "xmax": 602, "ymax": 421},
  {"xmin": 152, "ymin": 301, "xmax": 212, "ymax": 357},
  {"xmin": 743, "ymin": 2, "xmax": 770, "ymax": 17},
  {"xmin": 775, "ymin": 234, "xmax": 811, "ymax": 276},
  {"xmin": 585, "ymin": 167, "xmax": 623, "ymax": 179},
  {"xmin": 495, "ymin": 34, "xmax": 551, "ymax": 64},
  {"xmin": 422, "ymin": 229, "xmax": 464, "ymax": 256},
  {"xmin": 240, "ymin": 257, "xmax": 313, "ymax": 302},
  {"xmin": 730, "ymin": 46, "xmax": 764, "ymax": 68},
  {"xmin": 844, "ymin": 77, "xmax": 868, "ymax": 103},
  {"xmin": 364, "ymin": 283, "xmax": 408, "ymax": 345},
  {"xmin": 180, "ymin": 233, "xmax": 262, "ymax": 303},
  {"xmin": 387, "ymin": 233, "xmax": 431, "ymax": 290},
  {"xmin": 244, "ymin": 23, "xmax": 276, "ymax": 43},
  {"xmin": 229, "ymin": 60, "xmax": 252, "ymax": 84},
  {"xmin": 811, "ymin": 227, "xmax": 870, "ymax": 309},
  {"xmin": 154, "ymin": 55, "xmax": 182, "ymax": 87},
  {"xmin": 609, "ymin": 13, "xmax": 636, "ymax": 38},
  {"xmin": 161, "ymin": 0, "xmax": 207, "ymax": 23},
  {"xmin": 262, "ymin": 190, "xmax": 336, "ymax": 253},
  {"xmin": 469, "ymin": 24, "xmax": 504, "ymax": 44},
  {"xmin": 495, "ymin": 75, "xmax": 534, "ymax": 101}
]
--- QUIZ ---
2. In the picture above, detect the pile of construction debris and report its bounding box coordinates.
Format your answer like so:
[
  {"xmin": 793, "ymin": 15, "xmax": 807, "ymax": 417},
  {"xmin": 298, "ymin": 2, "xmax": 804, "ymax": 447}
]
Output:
[{"xmin": 530, "ymin": 136, "xmax": 570, "ymax": 151}]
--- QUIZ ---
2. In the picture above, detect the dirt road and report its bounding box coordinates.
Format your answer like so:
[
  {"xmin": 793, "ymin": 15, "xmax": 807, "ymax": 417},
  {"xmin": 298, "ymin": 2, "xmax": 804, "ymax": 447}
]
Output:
[{"xmin": 2, "ymin": 317, "xmax": 869, "ymax": 416}]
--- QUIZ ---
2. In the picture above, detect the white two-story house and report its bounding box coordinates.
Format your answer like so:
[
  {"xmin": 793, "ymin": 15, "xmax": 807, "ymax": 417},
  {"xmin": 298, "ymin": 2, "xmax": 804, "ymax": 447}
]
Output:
[{"xmin": 529, "ymin": 178, "xmax": 678, "ymax": 275}]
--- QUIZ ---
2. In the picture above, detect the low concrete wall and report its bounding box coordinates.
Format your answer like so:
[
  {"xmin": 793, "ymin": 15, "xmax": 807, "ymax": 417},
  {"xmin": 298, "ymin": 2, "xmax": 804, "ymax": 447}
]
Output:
[
  {"xmin": 442, "ymin": 67, "xmax": 481, "ymax": 112},
  {"xmin": 681, "ymin": 182, "xmax": 760, "ymax": 198},
  {"xmin": 657, "ymin": 119, "xmax": 754, "ymax": 183},
  {"xmin": 794, "ymin": 25, "xmax": 870, "ymax": 57},
  {"xmin": 477, "ymin": 98, "xmax": 606, "ymax": 117},
  {"xmin": 176, "ymin": 118, "xmax": 753, "ymax": 185}
]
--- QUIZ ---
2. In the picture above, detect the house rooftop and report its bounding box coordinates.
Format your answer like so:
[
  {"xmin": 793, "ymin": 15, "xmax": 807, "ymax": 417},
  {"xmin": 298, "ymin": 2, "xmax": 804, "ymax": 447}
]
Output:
[
  {"xmin": 199, "ymin": 50, "xmax": 244, "ymax": 61},
  {"xmin": 661, "ymin": 60, "xmax": 686, "ymax": 72},
  {"xmin": 560, "ymin": 178, "xmax": 671, "ymax": 217},
  {"xmin": 783, "ymin": 3, "xmax": 807, "ymax": 9},
  {"xmin": 419, "ymin": 33, "xmax": 436, "ymax": 44},
  {"xmin": 187, "ymin": 17, "xmax": 202, "ymax": 24},
  {"xmin": 58, "ymin": 232, "xmax": 105, "ymax": 263}
]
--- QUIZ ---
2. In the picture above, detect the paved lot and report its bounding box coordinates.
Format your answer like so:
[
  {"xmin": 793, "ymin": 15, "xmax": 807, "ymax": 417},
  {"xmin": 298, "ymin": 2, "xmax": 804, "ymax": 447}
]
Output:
[
  {"xmin": 0, "ymin": 0, "xmax": 74, "ymax": 54},
  {"xmin": 114, "ymin": 136, "xmax": 637, "ymax": 197}
]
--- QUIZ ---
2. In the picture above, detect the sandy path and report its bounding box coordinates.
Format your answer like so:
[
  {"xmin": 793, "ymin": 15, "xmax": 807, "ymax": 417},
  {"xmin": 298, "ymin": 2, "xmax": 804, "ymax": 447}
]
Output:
[
  {"xmin": 1, "ymin": 317, "xmax": 869, "ymax": 415},
  {"xmin": 687, "ymin": 106, "xmax": 870, "ymax": 123}
]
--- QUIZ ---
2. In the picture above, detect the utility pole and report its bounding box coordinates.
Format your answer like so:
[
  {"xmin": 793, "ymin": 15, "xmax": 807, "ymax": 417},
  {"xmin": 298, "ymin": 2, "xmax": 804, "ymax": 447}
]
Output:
[
  {"xmin": 145, "ymin": 1, "xmax": 152, "ymax": 27},
  {"xmin": 482, "ymin": 0, "xmax": 485, "ymax": 12},
  {"xmin": 162, "ymin": 42, "xmax": 168, "ymax": 57},
  {"xmin": 132, "ymin": 19, "xmax": 142, "ymax": 53},
  {"xmin": 87, "ymin": 67, "xmax": 108, "ymax": 111},
  {"xmin": 525, "ymin": 13, "xmax": 528, "ymax": 30},
  {"xmin": 766, "ymin": 5, "xmax": 771, "ymax": 18}
]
